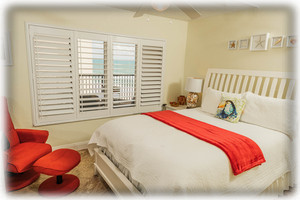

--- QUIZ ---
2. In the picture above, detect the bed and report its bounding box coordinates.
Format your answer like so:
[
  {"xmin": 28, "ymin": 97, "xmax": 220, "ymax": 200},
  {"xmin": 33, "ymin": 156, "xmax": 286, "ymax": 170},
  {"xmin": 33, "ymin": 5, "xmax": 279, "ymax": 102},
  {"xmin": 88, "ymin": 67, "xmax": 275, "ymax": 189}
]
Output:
[{"xmin": 88, "ymin": 68, "xmax": 296, "ymax": 196}]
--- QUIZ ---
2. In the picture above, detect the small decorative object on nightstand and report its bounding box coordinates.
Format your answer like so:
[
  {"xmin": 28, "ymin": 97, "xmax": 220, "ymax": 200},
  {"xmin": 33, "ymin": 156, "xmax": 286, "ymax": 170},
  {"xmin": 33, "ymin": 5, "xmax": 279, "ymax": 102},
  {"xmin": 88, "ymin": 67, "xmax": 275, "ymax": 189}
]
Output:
[
  {"xmin": 177, "ymin": 95, "xmax": 186, "ymax": 105},
  {"xmin": 170, "ymin": 102, "xmax": 179, "ymax": 107},
  {"xmin": 185, "ymin": 77, "xmax": 203, "ymax": 109}
]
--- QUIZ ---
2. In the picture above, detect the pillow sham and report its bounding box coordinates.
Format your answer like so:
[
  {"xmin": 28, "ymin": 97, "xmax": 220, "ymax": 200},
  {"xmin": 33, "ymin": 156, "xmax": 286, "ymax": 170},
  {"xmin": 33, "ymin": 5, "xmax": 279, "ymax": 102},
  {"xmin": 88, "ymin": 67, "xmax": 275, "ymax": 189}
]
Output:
[
  {"xmin": 201, "ymin": 87, "xmax": 242, "ymax": 115},
  {"xmin": 215, "ymin": 94, "xmax": 246, "ymax": 123},
  {"xmin": 240, "ymin": 92, "xmax": 296, "ymax": 137}
]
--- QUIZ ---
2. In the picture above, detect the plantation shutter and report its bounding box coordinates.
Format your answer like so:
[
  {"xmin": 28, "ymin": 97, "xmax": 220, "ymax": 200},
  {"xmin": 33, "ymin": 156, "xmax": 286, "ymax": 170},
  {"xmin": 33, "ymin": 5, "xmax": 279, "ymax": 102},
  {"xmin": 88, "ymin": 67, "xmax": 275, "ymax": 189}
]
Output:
[
  {"xmin": 28, "ymin": 24, "xmax": 165, "ymax": 125},
  {"xmin": 28, "ymin": 26, "xmax": 76, "ymax": 126},
  {"xmin": 111, "ymin": 36, "xmax": 139, "ymax": 116},
  {"xmin": 76, "ymin": 32, "xmax": 109, "ymax": 118},
  {"xmin": 139, "ymin": 40, "xmax": 165, "ymax": 112}
]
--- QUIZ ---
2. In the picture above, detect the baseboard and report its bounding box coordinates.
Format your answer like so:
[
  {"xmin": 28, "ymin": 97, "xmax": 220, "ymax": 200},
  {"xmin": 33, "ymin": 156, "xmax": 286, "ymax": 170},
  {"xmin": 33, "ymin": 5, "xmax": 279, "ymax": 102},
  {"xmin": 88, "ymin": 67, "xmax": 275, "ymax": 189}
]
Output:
[{"xmin": 52, "ymin": 140, "xmax": 89, "ymax": 151}]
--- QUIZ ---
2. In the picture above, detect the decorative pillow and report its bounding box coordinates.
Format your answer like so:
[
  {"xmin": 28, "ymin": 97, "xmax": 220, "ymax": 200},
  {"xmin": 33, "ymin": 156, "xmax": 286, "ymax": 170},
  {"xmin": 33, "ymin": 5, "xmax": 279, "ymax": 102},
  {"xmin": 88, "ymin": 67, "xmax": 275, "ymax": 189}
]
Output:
[
  {"xmin": 201, "ymin": 87, "xmax": 242, "ymax": 115},
  {"xmin": 240, "ymin": 92, "xmax": 296, "ymax": 137},
  {"xmin": 215, "ymin": 94, "xmax": 246, "ymax": 123}
]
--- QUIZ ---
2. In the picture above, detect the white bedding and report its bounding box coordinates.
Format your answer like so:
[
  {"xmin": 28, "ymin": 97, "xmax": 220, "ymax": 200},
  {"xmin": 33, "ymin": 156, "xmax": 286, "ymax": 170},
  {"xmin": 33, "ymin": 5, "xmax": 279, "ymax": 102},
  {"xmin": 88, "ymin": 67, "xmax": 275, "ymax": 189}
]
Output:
[{"xmin": 88, "ymin": 108, "xmax": 292, "ymax": 194}]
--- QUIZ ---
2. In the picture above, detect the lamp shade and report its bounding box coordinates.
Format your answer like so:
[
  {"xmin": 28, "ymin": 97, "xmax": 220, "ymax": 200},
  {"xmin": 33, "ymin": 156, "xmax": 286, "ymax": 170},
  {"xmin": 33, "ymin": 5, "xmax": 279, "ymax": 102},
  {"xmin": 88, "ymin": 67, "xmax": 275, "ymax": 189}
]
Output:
[{"xmin": 185, "ymin": 77, "xmax": 203, "ymax": 93}]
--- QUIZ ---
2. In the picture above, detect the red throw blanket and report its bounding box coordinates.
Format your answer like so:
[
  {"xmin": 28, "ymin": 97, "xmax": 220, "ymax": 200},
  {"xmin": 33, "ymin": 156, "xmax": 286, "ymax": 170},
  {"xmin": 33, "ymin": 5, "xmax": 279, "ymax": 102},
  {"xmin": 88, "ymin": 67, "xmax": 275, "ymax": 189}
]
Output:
[{"xmin": 142, "ymin": 110, "xmax": 266, "ymax": 175}]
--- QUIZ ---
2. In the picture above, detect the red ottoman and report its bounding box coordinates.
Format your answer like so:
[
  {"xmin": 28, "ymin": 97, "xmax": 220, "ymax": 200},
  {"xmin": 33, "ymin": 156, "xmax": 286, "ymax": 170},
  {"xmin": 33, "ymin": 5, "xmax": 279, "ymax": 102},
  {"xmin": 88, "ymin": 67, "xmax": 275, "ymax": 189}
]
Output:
[{"xmin": 33, "ymin": 149, "xmax": 81, "ymax": 196}]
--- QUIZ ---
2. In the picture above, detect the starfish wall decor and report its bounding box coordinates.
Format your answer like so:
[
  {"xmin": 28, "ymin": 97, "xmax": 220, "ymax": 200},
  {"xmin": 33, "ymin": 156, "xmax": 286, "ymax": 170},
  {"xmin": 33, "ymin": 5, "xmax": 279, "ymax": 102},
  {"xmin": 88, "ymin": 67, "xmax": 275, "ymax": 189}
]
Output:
[{"xmin": 250, "ymin": 33, "xmax": 270, "ymax": 51}]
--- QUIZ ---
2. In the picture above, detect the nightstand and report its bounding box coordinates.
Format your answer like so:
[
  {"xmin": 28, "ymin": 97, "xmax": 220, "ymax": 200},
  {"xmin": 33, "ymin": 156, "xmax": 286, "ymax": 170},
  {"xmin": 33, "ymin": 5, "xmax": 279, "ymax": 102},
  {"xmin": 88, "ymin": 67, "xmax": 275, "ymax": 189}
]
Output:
[{"xmin": 165, "ymin": 104, "xmax": 187, "ymax": 111}]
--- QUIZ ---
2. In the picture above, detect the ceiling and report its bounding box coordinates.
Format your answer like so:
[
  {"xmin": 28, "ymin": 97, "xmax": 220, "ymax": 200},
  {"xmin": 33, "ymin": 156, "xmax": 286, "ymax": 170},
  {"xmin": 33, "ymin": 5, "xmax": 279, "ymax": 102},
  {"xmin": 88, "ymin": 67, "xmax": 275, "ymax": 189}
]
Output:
[{"xmin": 111, "ymin": 3, "xmax": 259, "ymax": 21}]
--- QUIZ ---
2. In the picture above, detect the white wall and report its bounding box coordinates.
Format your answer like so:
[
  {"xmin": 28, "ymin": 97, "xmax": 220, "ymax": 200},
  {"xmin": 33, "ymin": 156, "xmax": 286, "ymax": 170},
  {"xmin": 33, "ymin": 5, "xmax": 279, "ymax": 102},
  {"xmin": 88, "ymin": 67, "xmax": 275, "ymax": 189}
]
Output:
[{"xmin": 184, "ymin": 8, "xmax": 294, "ymax": 82}]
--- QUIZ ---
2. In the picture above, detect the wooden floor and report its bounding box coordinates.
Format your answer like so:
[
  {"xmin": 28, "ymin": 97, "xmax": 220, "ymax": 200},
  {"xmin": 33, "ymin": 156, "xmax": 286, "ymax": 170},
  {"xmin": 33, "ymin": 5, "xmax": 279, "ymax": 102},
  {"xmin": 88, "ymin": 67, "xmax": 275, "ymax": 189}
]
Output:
[{"xmin": 7, "ymin": 149, "xmax": 113, "ymax": 197}]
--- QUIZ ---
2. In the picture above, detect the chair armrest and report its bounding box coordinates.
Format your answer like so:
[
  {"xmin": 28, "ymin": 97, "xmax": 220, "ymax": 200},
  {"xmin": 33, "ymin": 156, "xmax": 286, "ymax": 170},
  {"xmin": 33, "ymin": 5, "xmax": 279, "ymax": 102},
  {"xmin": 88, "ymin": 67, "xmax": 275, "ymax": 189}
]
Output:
[{"xmin": 16, "ymin": 129, "xmax": 49, "ymax": 143}]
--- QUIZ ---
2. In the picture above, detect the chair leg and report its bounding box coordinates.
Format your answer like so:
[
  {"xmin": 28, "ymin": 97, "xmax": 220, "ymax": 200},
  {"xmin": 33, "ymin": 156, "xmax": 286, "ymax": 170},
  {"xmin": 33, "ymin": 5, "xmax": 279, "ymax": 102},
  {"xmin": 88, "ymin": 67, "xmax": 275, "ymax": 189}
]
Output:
[{"xmin": 6, "ymin": 169, "xmax": 40, "ymax": 191}]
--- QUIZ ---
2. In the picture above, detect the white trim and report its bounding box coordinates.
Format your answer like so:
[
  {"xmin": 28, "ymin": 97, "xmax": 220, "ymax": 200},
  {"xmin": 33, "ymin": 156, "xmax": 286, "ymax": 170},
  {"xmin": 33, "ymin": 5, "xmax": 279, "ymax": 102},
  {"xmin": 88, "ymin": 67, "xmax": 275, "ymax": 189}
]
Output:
[
  {"xmin": 52, "ymin": 140, "xmax": 89, "ymax": 151},
  {"xmin": 26, "ymin": 22, "xmax": 165, "ymax": 43},
  {"xmin": 25, "ymin": 23, "xmax": 37, "ymax": 126}
]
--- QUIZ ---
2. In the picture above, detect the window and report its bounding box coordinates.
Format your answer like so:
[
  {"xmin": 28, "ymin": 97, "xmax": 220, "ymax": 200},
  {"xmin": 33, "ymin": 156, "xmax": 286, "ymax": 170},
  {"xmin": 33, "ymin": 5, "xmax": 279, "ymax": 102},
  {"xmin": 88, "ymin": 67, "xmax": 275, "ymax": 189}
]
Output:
[
  {"xmin": 76, "ymin": 32, "xmax": 109, "ymax": 119},
  {"xmin": 27, "ymin": 24, "xmax": 165, "ymax": 126},
  {"xmin": 112, "ymin": 42, "xmax": 136, "ymax": 109}
]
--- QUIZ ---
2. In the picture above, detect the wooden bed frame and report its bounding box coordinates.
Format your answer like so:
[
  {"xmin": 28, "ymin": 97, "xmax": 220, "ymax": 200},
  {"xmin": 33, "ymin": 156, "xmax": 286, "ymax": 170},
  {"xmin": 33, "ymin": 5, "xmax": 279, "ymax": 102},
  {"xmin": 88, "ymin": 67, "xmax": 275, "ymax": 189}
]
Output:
[
  {"xmin": 93, "ymin": 68, "xmax": 296, "ymax": 196},
  {"xmin": 203, "ymin": 68, "xmax": 295, "ymax": 100}
]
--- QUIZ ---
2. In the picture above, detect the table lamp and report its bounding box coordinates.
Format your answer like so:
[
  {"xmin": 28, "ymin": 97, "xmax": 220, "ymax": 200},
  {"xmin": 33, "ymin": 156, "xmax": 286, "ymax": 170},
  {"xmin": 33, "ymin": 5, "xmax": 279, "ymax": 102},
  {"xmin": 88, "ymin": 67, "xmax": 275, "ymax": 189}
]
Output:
[{"xmin": 185, "ymin": 77, "xmax": 203, "ymax": 108}]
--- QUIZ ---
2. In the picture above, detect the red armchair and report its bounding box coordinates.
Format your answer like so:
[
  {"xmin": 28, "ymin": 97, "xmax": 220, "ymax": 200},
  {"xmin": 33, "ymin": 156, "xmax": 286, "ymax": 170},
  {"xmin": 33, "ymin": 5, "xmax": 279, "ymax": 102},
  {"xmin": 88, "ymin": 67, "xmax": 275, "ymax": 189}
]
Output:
[{"xmin": 3, "ymin": 98, "xmax": 52, "ymax": 191}]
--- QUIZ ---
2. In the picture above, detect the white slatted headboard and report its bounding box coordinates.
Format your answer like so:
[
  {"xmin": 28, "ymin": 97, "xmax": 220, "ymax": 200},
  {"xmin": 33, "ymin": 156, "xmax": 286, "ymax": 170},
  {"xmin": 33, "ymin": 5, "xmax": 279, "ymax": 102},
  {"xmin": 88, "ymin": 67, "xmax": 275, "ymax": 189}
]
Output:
[{"xmin": 203, "ymin": 68, "xmax": 296, "ymax": 100}]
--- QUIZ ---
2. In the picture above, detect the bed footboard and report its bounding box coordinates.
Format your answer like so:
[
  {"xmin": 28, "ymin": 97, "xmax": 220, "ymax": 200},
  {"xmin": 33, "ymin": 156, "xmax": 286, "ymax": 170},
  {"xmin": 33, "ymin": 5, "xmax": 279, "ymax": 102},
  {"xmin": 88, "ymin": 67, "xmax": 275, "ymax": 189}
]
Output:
[
  {"xmin": 94, "ymin": 148, "xmax": 292, "ymax": 196},
  {"xmin": 93, "ymin": 148, "xmax": 141, "ymax": 196}
]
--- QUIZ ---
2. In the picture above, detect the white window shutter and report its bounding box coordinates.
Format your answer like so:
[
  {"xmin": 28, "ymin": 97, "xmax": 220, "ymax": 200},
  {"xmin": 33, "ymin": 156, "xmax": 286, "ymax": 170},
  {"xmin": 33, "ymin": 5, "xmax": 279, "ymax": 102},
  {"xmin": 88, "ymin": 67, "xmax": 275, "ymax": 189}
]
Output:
[
  {"xmin": 28, "ymin": 26, "xmax": 77, "ymax": 126},
  {"xmin": 27, "ymin": 24, "xmax": 166, "ymax": 125},
  {"xmin": 76, "ymin": 32, "xmax": 110, "ymax": 119},
  {"xmin": 139, "ymin": 40, "xmax": 165, "ymax": 113},
  {"xmin": 110, "ymin": 36, "xmax": 139, "ymax": 116}
]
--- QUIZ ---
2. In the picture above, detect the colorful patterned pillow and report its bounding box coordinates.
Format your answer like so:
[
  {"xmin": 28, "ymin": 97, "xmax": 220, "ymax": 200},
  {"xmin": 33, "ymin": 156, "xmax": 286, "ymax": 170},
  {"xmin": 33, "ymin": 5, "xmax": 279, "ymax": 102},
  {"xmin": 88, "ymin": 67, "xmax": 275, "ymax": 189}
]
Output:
[{"xmin": 215, "ymin": 94, "xmax": 246, "ymax": 123}]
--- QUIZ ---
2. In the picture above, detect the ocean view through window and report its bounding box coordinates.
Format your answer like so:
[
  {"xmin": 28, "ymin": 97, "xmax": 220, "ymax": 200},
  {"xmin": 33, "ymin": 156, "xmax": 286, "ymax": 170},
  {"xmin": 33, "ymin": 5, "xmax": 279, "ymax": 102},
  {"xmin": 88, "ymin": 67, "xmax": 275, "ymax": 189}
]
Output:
[
  {"xmin": 112, "ymin": 42, "xmax": 136, "ymax": 109},
  {"xmin": 78, "ymin": 38, "xmax": 108, "ymax": 113}
]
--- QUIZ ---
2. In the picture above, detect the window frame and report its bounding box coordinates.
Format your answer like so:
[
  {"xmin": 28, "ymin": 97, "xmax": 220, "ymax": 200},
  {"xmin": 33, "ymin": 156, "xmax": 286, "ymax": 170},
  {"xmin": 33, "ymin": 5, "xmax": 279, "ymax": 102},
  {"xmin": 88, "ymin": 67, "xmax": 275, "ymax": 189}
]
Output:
[{"xmin": 26, "ymin": 23, "xmax": 165, "ymax": 126}]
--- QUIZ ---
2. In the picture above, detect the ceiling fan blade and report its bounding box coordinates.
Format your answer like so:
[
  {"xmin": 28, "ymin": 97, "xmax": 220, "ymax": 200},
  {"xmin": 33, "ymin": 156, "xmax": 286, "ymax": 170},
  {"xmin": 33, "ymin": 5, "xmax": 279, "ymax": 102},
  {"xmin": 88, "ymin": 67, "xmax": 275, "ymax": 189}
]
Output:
[
  {"xmin": 133, "ymin": 5, "xmax": 145, "ymax": 18},
  {"xmin": 178, "ymin": 4, "xmax": 201, "ymax": 20}
]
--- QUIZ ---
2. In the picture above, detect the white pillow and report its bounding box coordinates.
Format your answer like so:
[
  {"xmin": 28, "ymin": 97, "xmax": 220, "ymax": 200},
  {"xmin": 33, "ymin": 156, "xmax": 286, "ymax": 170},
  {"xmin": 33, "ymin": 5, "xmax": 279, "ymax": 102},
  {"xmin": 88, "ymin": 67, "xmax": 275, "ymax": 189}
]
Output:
[
  {"xmin": 201, "ymin": 87, "xmax": 242, "ymax": 115},
  {"xmin": 240, "ymin": 92, "xmax": 296, "ymax": 137}
]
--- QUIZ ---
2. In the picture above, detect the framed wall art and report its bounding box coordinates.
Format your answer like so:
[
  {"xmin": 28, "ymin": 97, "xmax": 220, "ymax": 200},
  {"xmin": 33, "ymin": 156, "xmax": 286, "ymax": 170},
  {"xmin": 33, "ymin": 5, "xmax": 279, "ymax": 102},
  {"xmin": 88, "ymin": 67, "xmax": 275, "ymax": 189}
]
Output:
[
  {"xmin": 271, "ymin": 36, "xmax": 284, "ymax": 48},
  {"xmin": 286, "ymin": 35, "xmax": 296, "ymax": 47},
  {"xmin": 239, "ymin": 39, "xmax": 249, "ymax": 49},
  {"xmin": 250, "ymin": 33, "xmax": 270, "ymax": 51},
  {"xmin": 228, "ymin": 40, "xmax": 237, "ymax": 50}
]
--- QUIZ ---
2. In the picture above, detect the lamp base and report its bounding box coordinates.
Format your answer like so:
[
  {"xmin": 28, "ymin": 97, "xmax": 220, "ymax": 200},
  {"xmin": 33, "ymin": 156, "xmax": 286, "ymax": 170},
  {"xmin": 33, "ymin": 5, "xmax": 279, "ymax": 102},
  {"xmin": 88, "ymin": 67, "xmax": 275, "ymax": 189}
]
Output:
[{"xmin": 186, "ymin": 92, "xmax": 199, "ymax": 108}]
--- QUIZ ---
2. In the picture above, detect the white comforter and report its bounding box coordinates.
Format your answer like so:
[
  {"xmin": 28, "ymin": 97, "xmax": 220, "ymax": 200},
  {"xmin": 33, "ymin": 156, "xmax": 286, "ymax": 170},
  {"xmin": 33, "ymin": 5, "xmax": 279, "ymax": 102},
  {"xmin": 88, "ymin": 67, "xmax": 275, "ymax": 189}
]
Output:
[{"xmin": 88, "ymin": 108, "xmax": 292, "ymax": 194}]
